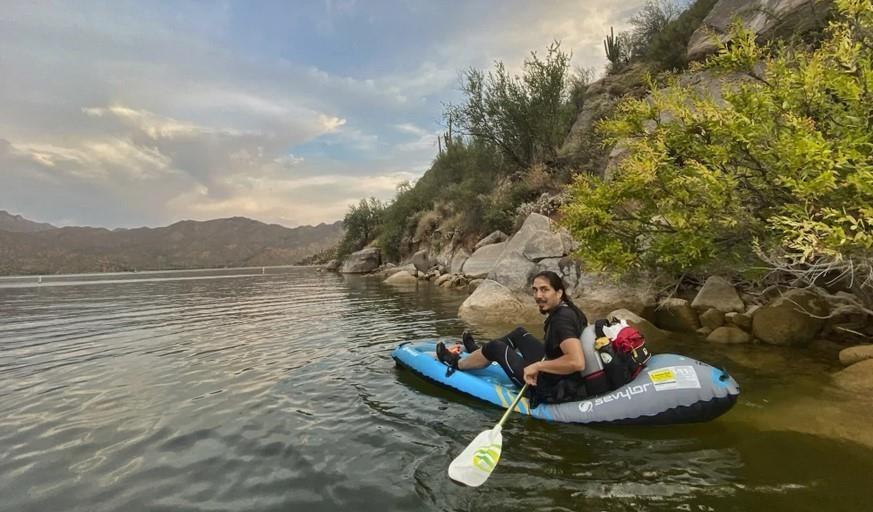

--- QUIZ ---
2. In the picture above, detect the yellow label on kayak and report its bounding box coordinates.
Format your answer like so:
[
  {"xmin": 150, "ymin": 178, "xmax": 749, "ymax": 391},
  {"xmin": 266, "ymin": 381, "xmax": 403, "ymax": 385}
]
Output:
[{"xmin": 649, "ymin": 368, "xmax": 676, "ymax": 384}]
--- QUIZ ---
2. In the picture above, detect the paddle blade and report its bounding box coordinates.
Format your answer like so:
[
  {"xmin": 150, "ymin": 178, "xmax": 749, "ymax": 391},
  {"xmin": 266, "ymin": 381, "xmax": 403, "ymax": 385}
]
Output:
[{"xmin": 448, "ymin": 427, "xmax": 503, "ymax": 487}]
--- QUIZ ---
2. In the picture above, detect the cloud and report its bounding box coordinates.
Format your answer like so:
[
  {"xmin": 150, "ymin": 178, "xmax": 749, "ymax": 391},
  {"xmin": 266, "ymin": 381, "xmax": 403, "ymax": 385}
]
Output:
[{"xmin": 0, "ymin": 0, "xmax": 652, "ymax": 228}]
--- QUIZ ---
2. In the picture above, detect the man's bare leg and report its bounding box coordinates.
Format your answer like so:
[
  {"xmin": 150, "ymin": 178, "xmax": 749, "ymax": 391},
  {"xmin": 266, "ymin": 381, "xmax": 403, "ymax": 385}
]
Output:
[{"xmin": 458, "ymin": 348, "xmax": 490, "ymax": 370}]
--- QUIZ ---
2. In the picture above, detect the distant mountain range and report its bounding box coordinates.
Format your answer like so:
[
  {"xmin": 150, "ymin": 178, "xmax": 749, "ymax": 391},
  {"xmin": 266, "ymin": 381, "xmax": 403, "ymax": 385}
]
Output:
[
  {"xmin": 0, "ymin": 211, "xmax": 344, "ymax": 275},
  {"xmin": 0, "ymin": 210, "xmax": 57, "ymax": 233}
]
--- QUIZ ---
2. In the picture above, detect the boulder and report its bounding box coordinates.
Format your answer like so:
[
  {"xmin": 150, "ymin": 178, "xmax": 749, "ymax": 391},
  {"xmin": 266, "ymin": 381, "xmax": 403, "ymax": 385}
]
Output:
[
  {"xmin": 839, "ymin": 345, "xmax": 873, "ymax": 367},
  {"xmin": 458, "ymin": 280, "xmax": 539, "ymax": 324},
  {"xmin": 536, "ymin": 257, "xmax": 581, "ymax": 294},
  {"xmin": 434, "ymin": 274, "xmax": 453, "ymax": 287},
  {"xmin": 725, "ymin": 311, "xmax": 752, "ymax": 330},
  {"xmin": 697, "ymin": 326, "xmax": 713, "ymax": 337},
  {"xmin": 706, "ymin": 326, "xmax": 751, "ymax": 344},
  {"xmin": 608, "ymin": 308, "xmax": 669, "ymax": 344},
  {"xmin": 384, "ymin": 270, "xmax": 418, "ymax": 285},
  {"xmin": 467, "ymin": 278, "xmax": 484, "ymax": 293},
  {"xmin": 503, "ymin": 213, "xmax": 565, "ymax": 262},
  {"xmin": 461, "ymin": 242, "xmax": 507, "ymax": 278},
  {"xmin": 410, "ymin": 250, "xmax": 434, "ymax": 272},
  {"xmin": 560, "ymin": 62, "xmax": 651, "ymax": 158},
  {"xmin": 700, "ymin": 308, "xmax": 726, "ymax": 330},
  {"xmin": 324, "ymin": 259, "xmax": 340, "ymax": 272},
  {"xmin": 341, "ymin": 248, "xmax": 381, "ymax": 273},
  {"xmin": 488, "ymin": 252, "xmax": 538, "ymax": 292},
  {"xmin": 691, "ymin": 276, "xmax": 745, "ymax": 313},
  {"xmin": 832, "ymin": 358, "xmax": 873, "ymax": 394},
  {"xmin": 474, "ymin": 230, "xmax": 509, "ymax": 250},
  {"xmin": 655, "ymin": 298, "xmax": 701, "ymax": 332},
  {"xmin": 751, "ymin": 289, "xmax": 828, "ymax": 345},
  {"xmin": 687, "ymin": 0, "xmax": 832, "ymax": 62},
  {"xmin": 450, "ymin": 249, "xmax": 470, "ymax": 274},
  {"xmin": 574, "ymin": 276, "xmax": 657, "ymax": 321}
]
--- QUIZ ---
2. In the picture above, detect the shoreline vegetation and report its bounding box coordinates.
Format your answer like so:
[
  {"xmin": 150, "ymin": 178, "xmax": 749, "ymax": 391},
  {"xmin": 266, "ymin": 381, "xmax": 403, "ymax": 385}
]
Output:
[{"xmin": 327, "ymin": 0, "xmax": 873, "ymax": 396}]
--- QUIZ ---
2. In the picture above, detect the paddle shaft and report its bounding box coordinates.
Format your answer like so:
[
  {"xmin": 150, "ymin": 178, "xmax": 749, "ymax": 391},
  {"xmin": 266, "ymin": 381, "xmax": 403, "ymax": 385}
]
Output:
[{"xmin": 496, "ymin": 382, "xmax": 529, "ymax": 429}]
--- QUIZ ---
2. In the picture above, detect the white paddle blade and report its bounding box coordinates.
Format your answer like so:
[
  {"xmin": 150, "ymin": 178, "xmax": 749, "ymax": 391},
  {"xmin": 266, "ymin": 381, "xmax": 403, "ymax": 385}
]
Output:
[{"xmin": 448, "ymin": 427, "xmax": 503, "ymax": 487}]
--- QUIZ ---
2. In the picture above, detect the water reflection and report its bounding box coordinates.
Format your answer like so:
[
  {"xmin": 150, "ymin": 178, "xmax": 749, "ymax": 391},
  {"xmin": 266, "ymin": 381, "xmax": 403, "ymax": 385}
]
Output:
[{"xmin": 0, "ymin": 267, "xmax": 871, "ymax": 511}]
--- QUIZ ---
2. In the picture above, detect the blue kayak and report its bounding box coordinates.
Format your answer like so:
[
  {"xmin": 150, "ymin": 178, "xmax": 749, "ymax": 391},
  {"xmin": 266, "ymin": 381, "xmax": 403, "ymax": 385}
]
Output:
[{"xmin": 392, "ymin": 340, "xmax": 740, "ymax": 425}]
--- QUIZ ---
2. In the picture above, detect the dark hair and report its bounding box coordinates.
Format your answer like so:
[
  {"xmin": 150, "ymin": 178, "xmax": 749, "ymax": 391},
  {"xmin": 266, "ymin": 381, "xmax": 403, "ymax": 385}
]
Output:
[{"xmin": 531, "ymin": 270, "xmax": 587, "ymax": 326}]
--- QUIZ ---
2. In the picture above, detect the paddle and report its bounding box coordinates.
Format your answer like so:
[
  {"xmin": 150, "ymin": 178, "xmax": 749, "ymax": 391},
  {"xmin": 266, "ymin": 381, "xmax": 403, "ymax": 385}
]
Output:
[{"xmin": 447, "ymin": 381, "xmax": 530, "ymax": 487}]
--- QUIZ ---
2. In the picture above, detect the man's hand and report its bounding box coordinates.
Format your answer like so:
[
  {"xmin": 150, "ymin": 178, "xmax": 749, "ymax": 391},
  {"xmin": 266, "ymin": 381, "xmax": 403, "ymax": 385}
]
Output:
[{"xmin": 523, "ymin": 362, "xmax": 541, "ymax": 386}]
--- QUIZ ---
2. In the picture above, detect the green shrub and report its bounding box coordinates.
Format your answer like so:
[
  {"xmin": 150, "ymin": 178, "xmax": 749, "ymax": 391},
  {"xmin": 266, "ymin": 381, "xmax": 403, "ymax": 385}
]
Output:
[
  {"xmin": 623, "ymin": 0, "xmax": 717, "ymax": 72},
  {"xmin": 562, "ymin": 1, "xmax": 873, "ymax": 289},
  {"xmin": 447, "ymin": 41, "xmax": 577, "ymax": 168},
  {"xmin": 336, "ymin": 197, "xmax": 385, "ymax": 259}
]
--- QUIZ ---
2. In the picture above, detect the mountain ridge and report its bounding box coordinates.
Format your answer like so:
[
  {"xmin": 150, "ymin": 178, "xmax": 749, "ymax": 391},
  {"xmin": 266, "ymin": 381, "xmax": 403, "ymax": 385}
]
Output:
[{"xmin": 0, "ymin": 212, "xmax": 343, "ymax": 275}]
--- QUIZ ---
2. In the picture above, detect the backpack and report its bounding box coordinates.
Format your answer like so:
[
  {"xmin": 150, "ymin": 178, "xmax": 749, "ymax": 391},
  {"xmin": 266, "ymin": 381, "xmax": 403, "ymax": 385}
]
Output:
[{"xmin": 594, "ymin": 319, "xmax": 652, "ymax": 390}]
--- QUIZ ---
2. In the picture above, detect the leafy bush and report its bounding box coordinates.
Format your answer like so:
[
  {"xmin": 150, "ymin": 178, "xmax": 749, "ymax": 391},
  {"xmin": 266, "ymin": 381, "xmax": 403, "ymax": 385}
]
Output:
[
  {"xmin": 447, "ymin": 41, "xmax": 577, "ymax": 168},
  {"xmin": 336, "ymin": 197, "xmax": 385, "ymax": 259},
  {"xmin": 562, "ymin": 0, "xmax": 873, "ymax": 290},
  {"xmin": 613, "ymin": 0, "xmax": 717, "ymax": 73},
  {"xmin": 643, "ymin": 0, "xmax": 718, "ymax": 71}
]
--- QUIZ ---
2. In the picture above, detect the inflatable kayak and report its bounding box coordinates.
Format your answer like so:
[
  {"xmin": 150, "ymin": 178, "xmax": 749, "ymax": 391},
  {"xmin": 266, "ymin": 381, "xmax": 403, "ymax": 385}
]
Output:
[{"xmin": 392, "ymin": 339, "xmax": 740, "ymax": 425}]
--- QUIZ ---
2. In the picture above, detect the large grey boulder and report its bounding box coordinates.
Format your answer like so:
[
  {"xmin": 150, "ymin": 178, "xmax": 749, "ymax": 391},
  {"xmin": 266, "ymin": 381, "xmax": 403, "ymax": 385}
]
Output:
[
  {"xmin": 692, "ymin": 276, "xmax": 745, "ymax": 313},
  {"xmin": 458, "ymin": 280, "xmax": 540, "ymax": 324},
  {"xmin": 560, "ymin": 62, "xmax": 651, "ymax": 158},
  {"xmin": 687, "ymin": 0, "xmax": 832, "ymax": 62},
  {"xmin": 832, "ymin": 358, "xmax": 873, "ymax": 394},
  {"xmin": 655, "ymin": 298, "xmax": 701, "ymax": 332},
  {"xmin": 341, "ymin": 247, "xmax": 381, "ymax": 273},
  {"xmin": 474, "ymin": 230, "xmax": 509, "ymax": 250},
  {"xmin": 751, "ymin": 288, "xmax": 828, "ymax": 345},
  {"xmin": 839, "ymin": 345, "xmax": 873, "ymax": 367},
  {"xmin": 485, "ymin": 213, "xmax": 567, "ymax": 291},
  {"xmin": 410, "ymin": 249, "xmax": 434, "ymax": 272},
  {"xmin": 574, "ymin": 275, "xmax": 657, "ymax": 321},
  {"xmin": 488, "ymin": 252, "xmax": 538, "ymax": 292},
  {"xmin": 450, "ymin": 249, "xmax": 470, "ymax": 274},
  {"xmin": 536, "ymin": 257, "xmax": 581, "ymax": 294},
  {"xmin": 503, "ymin": 213, "xmax": 565, "ymax": 262},
  {"xmin": 461, "ymin": 242, "xmax": 507, "ymax": 278}
]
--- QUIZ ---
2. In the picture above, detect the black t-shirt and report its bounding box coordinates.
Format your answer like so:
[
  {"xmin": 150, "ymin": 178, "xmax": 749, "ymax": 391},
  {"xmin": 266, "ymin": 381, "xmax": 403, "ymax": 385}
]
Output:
[
  {"xmin": 543, "ymin": 303, "xmax": 587, "ymax": 360},
  {"xmin": 534, "ymin": 302, "xmax": 589, "ymax": 404}
]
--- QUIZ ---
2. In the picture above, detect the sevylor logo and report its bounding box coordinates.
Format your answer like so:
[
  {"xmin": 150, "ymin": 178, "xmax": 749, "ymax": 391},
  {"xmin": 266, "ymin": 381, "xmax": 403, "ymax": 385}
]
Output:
[{"xmin": 578, "ymin": 383, "xmax": 652, "ymax": 413}]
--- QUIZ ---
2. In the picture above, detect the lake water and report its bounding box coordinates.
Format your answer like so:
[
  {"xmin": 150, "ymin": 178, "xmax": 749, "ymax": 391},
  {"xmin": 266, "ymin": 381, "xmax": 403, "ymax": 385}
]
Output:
[{"xmin": 2, "ymin": 267, "xmax": 872, "ymax": 511}]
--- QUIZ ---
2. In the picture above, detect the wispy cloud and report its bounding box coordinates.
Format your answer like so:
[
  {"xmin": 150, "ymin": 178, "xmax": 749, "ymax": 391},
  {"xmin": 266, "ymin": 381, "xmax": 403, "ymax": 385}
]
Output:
[{"xmin": 0, "ymin": 0, "xmax": 649, "ymax": 228}]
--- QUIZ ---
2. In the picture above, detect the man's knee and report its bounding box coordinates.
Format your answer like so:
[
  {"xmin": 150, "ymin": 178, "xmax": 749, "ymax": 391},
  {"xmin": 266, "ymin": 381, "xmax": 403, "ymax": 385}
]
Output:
[
  {"xmin": 498, "ymin": 327, "xmax": 530, "ymax": 348},
  {"xmin": 481, "ymin": 339, "xmax": 509, "ymax": 361}
]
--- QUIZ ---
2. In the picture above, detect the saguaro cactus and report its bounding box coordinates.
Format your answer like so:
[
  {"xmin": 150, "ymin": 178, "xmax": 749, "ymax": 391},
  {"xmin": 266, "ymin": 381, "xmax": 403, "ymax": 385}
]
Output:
[{"xmin": 604, "ymin": 26, "xmax": 621, "ymax": 64}]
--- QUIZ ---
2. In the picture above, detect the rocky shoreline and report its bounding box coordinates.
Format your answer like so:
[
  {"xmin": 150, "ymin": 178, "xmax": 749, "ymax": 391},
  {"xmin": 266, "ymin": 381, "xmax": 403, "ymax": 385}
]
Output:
[{"xmin": 327, "ymin": 212, "xmax": 873, "ymax": 397}]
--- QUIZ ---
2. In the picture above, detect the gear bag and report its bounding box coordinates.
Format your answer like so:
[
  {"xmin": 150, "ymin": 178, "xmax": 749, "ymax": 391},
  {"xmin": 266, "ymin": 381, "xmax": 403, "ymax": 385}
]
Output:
[{"xmin": 594, "ymin": 319, "xmax": 652, "ymax": 390}]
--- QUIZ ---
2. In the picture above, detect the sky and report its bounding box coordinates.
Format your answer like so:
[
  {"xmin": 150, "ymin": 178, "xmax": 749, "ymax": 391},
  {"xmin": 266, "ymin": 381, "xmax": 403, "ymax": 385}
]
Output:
[{"xmin": 0, "ymin": 0, "xmax": 649, "ymax": 229}]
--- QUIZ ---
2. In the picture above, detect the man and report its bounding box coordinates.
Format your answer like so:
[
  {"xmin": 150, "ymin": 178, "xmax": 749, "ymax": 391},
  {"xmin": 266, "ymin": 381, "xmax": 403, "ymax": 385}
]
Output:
[{"xmin": 436, "ymin": 270, "xmax": 589, "ymax": 404}]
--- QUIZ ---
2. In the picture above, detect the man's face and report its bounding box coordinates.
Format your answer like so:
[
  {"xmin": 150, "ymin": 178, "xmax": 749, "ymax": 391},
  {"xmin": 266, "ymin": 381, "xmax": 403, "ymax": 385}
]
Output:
[{"xmin": 531, "ymin": 276, "xmax": 562, "ymax": 314}]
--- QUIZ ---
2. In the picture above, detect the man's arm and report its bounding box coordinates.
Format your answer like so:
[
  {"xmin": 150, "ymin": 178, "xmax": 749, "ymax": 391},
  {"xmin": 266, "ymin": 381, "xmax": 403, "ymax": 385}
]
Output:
[{"xmin": 523, "ymin": 338, "xmax": 585, "ymax": 386}]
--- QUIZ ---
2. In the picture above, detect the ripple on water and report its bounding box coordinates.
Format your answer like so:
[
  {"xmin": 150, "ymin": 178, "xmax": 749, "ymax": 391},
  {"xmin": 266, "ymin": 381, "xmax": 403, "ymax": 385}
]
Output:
[{"xmin": 2, "ymin": 268, "xmax": 873, "ymax": 511}]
